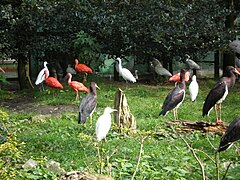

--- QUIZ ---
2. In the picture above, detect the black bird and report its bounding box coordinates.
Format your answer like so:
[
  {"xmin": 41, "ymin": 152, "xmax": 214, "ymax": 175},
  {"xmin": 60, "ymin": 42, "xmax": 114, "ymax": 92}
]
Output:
[
  {"xmin": 78, "ymin": 82, "xmax": 99, "ymax": 124},
  {"xmin": 202, "ymin": 66, "xmax": 240, "ymax": 124},
  {"xmin": 218, "ymin": 116, "xmax": 240, "ymax": 152},
  {"xmin": 159, "ymin": 69, "xmax": 186, "ymax": 120}
]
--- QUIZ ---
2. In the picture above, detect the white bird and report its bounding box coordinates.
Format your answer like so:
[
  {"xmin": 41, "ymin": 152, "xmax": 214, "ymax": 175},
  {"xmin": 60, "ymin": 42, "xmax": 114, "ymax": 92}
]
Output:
[
  {"xmin": 35, "ymin": 61, "xmax": 49, "ymax": 85},
  {"xmin": 189, "ymin": 75, "xmax": 199, "ymax": 102},
  {"xmin": 95, "ymin": 107, "xmax": 117, "ymax": 141},
  {"xmin": 115, "ymin": 57, "xmax": 136, "ymax": 83},
  {"xmin": 66, "ymin": 64, "xmax": 76, "ymax": 75}
]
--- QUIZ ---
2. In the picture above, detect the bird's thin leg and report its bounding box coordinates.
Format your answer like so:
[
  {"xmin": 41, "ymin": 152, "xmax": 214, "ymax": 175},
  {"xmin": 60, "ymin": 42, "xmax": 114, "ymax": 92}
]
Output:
[
  {"xmin": 173, "ymin": 109, "xmax": 176, "ymax": 121},
  {"xmin": 83, "ymin": 73, "xmax": 87, "ymax": 82},
  {"xmin": 214, "ymin": 104, "xmax": 219, "ymax": 122},
  {"xmin": 40, "ymin": 82, "xmax": 45, "ymax": 91},
  {"xmin": 75, "ymin": 92, "xmax": 79, "ymax": 101},
  {"xmin": 90, "ymin": 114, "xmax": 92, "ymax": 127},
  {"xmin": 216, "ymin": 104, "xmax": 224, "ymax": 124},
  {"xmin": 176, "ymin": 108, "xmax": 178, "ymax": 120}
]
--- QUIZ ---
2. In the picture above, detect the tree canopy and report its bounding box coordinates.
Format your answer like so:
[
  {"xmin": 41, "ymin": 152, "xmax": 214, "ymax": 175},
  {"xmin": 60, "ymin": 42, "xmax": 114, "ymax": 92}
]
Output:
[{"xmin": 1, "ymin": 0, "xmax": 239, "ymax": 88}]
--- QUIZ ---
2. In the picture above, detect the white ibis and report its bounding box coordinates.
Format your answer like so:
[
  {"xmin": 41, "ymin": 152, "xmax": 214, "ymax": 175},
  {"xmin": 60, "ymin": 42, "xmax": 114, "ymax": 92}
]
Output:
[
  {"xmin": 189, "ymin": 75, "xmax": 199, "ymax": 102},
  {"xmin": 218, "ymin": 116, "xmax": 240, "ymax": 152},
  {"xmin": 35, "ymin": 61, "xmax": 49, "ymax": 86},
  {"xmin": 202, "ymin": 66, "xmax": 240, "ymax": 124},
  {"xmin": 159, "ymin": 69, "xmax": 186, "ymax": 120},
  {"xmin": 115, "ymin": 57, "xmax": 136, "ymax": 83},
  {"xmin": 66, "ymin": 64, "xmax": 76, "ymax": 75},
  {"xmin": 185, "ymin": 54, "xmax": 200, "ymax": 70},
  {"xmin": 64, "ymin": 73, "xmax": 89, "ymax": 100},
  {"xmin": 78, "ymin": 82, "xmax": 99, "ymax": 124},
  {"xmin": 95, "ymin": 107, "xmax": 117, "ymax": 141}
]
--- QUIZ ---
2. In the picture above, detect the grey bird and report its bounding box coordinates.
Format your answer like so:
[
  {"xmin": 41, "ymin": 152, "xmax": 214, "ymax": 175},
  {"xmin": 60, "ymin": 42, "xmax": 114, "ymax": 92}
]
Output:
[{"xmin": 78, "ymin": 82, "xmax": 99, "ymax": 124}]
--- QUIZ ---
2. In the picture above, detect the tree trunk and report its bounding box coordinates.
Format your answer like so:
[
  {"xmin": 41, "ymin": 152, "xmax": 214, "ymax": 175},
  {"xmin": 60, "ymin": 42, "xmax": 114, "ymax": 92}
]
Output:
[
  {"xmin": 114, "ymin": 88, "xmax": 136, "ymax": 132},
  {"xmin": 17, "ymin": 54, "xmax": 29, "ymax": 89}
]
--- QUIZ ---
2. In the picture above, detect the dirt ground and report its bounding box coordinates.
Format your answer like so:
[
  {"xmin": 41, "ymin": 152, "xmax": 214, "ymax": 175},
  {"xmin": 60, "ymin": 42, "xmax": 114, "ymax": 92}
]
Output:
[{"xmin": 0, "ymin": 81, "xmax": 77, "ymax": 116}]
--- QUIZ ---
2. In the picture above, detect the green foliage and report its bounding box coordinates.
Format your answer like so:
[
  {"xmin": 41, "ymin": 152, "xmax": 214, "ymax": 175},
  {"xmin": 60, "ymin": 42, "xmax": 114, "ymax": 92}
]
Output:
[
  {"xmin": 1, "ymin": 77, "xmax": 240, "ymax": 179},
  {"xmin": 0, "ymin": 133, "xmax": 25, "ymax": 179},
  {"xmin": 73, "ymin": 30, "xmax": 102, "ymax": 66}
]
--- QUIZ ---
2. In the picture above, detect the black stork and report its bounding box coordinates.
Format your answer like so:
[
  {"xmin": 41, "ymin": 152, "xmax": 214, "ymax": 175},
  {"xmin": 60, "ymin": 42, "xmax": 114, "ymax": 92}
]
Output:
[
  {"xmin": 202, "ymin": 66, "xmax": 240, "ymax": 124},
  {"xmin": 218, "ymin": 116, "xmax": 240, "ymax": 152},
  {"xmin": 78, "ymin": 82, "xmax": 99, "ymax": 124},
  {"xmin": 159, "ymin": 69, "xmax": 186, "ymax": 120}
]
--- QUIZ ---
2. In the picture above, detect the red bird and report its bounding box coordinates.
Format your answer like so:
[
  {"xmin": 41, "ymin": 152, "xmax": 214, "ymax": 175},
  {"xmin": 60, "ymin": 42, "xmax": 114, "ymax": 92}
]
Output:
[
  {"xmin": 74, "ymin": 59, "xmax": 93, "ymax": 82},
  {"xmin": 169, "ymin": 71, "xmax": 190, "ymax": 83},
  {"xmin": 44, "ymin": 70, "xmax": 63, "ymax": 89},
  {"xmin": 237, "ymin": 67, "xmax": 240, "ymax": 73},
  {"xmin": 65, "ymin": 73, "xmax": 89, "ymax": 100}
]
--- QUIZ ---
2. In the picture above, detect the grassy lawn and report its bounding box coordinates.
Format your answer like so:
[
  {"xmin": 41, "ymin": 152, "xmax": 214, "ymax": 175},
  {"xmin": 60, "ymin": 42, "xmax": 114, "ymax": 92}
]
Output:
[{"xmin": 1, "ymin": 75, "xmax": 240, "ymax": 179}]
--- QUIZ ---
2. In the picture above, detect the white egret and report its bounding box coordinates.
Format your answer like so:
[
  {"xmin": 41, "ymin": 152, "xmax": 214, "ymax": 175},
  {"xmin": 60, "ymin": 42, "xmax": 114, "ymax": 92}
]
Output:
[
  {"xmin": 95, "ymin": 107, "xmax": 117, "ymax": 141},
  {"xmin": 35, "ymin": 61, "xmax": 49, "ymax": 85},
  {"xmin": 189, "ymin": 75, "xmax": 199, "ymax": 102},
  {"xmin": 115, "ymin": 57, "xmax": 136, "ymax": 83}
]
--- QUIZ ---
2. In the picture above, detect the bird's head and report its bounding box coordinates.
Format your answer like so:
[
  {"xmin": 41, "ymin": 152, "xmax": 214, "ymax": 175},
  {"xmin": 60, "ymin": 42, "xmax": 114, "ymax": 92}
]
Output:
[
  {"xmin": 226, "ymin": 66, "xmax": 240, "ymax": 75},
  {"xmin": 115, "ymin": 57, "xmax": 122, "ymax": 64},
  {"xmin": 74, "ymin": 59, "xmax": 79, "ymax": 65},
  {"xmin": 104, "ymin": 107, "xmax": 117, "ymax": 114},
  {"xmin": 90, "ymin": 82, "xmax": 100, "ymax": 93}
]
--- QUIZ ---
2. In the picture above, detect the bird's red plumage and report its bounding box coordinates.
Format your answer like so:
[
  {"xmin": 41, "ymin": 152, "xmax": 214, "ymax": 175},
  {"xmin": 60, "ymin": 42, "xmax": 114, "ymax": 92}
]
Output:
[
  {"xmin": 169, "ymin": 71, "xmax": 190, "ymax": 82},
  {"xmin": 69, "ymin": 81, "xmax": 89, "ymax": 93},
  {"xmin": 75, "ymin": 59, "xmax": 93, "ymax": 74},
  {"xmin": 45, "ymin": 77, "xmax": 63, "ymax": 89}
]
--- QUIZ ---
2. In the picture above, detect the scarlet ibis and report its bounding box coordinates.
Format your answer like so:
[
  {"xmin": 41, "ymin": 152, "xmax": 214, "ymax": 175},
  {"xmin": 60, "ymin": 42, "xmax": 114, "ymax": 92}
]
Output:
[
  {"xmin": 159, "ymin": 69, "xmax": 186, "ymax": 120},
  {"xmin": 202, "ymin": 66, "xmax": 240, "ymax": 124},
  {"xmin": 44, "ymin": 70, "xmax": 63, "ymax": 89},
  {"xmin": 74, "ymin": 59, "xmax": 93, "ymax": 82},
  {"xmin": 95, "ymin": 107, "xmax": 117, "ymax": 141},
  {"xmin": 189, "ymin": 75, "xmax": 199, "ymax": 102},
  {"xmin": 78, "ymin": 82, "xmax": 99, "ymax": 124},
  {"xmin": 64, "ymin": 73, "xmax": 89, "ymax": 100},
  {"xmin": 218, "ymin": 116, "xmax": 240, "ymax": 152},
  {"xmin": 35, "ymin": 61, "xmax": 49, "ymax": 85},
  {"xmin": 115, "ymin": 57, "xmax": 136, "ymax": 83},
  {"xmin": 169, "ymin": 71, "xmax": 190, "ymax": 83},
  {"xmin": 66, "ymin": 64, "xmax": 76, "ymax": 75},
  {"xmin": 237, "ymin": 67, "xmax": 240, "ymax": 73},
  {"xmin": 185, "ymin": 54, "xmax": 200, "ymax": 70}
]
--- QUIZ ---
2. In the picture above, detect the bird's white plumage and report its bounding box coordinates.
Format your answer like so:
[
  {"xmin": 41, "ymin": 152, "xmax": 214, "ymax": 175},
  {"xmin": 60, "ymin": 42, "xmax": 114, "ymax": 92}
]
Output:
[
  {"xmin": 66, "ymin": 64, "xmax": 76, "ymax": 75},
  {"xmin": 95, "ymin": 107, "xmax": 116, "ymax": 141},
  {"xmin": 189, "ymin": 75, "xmax": 199, "ymax": 101},
  {"xmin": 116, "ymin": 58, "xmax": 136, "ymax": 83},
  {"xmin": 35, "ymin": 61, "xmax": 49, "ymax": 85}
]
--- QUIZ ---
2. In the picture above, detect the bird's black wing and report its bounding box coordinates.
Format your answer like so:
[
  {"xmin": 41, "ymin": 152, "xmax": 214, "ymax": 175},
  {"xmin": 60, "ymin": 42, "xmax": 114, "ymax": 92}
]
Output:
[
  {"xmin": 78, "ymin": 93, "xmax": 97, "ymax": 124},
  {"xmin": 202, "ymin": 81, "xmax": 226, "ymax": 117},
  {"xmin": 218, "ymin": 117, "xmax": 240, "ymax": 152},
  {"xmin": 160, "ymin": 86, "xmax": 185, "ymax": 116}
]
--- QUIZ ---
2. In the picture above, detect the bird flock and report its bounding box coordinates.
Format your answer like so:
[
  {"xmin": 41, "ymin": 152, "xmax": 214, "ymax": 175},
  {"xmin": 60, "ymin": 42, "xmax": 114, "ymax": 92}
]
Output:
[{"xmin": 35, "ymin": 57, "xmax": 240, "ymax": 152}]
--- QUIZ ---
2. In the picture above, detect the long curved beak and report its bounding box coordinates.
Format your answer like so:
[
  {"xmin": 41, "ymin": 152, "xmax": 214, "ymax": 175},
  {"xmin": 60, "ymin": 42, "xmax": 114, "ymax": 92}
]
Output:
[
  {"xmin": 95, "ymin": 84, "xmax": 100, "ymax": 90},
  {"xmin": 234, "ymin": 68, "xmax": 240, "ymax": 75}
]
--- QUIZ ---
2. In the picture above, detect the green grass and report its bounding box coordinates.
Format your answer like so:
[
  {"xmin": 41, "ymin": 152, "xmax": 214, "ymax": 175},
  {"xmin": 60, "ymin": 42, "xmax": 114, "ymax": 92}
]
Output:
[{"xmin": 1, "ymin": 76, "xmax": 240, "ymax": 179}]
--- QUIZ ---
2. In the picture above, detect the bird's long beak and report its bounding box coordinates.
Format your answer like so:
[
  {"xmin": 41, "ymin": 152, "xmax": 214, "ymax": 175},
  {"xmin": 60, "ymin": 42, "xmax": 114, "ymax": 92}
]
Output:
[
  {"xmin": 95, "ymin": 84, "xmax": 100, "ymax": 89},
  {"xmin": 234, "ymin": 68, "xmax": 240, "ymax": 75}
]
